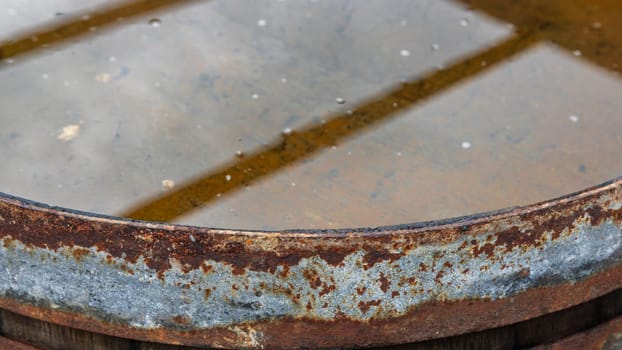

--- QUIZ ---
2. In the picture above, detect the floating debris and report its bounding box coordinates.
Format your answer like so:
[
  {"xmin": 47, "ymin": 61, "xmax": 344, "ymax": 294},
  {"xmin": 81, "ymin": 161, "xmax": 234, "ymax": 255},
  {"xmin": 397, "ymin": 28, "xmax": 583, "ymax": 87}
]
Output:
[
  {"xmin": 57, "ymin": 124, "xmax": 80, "ymax": 142},
  {"xmin": 161, "ymin": 179, "xmax": 175, "ymax": 190}
]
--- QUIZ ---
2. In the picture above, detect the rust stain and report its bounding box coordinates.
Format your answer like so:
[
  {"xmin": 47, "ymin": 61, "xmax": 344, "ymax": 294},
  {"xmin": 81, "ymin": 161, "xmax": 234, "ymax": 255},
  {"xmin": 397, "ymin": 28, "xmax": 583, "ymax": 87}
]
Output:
[
  {"xmin": 378, "ymin": 272, "xmax": 390, "ymax": 293},
  {"xmin": 0, "ymin": 177, "xmax": 620, "ymax": 348}
]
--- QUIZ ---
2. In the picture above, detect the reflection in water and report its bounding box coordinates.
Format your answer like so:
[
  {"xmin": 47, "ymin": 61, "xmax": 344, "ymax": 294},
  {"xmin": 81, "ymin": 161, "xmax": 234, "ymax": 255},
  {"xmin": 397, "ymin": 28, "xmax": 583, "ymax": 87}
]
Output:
[
  {"xmin": 123, "ymin": 31, "xmax": 539, "ymax": 222},
  {"xmin": 1, "ymin": 0, "xmax": 621, "ymax": 230},
  {"xmin": 0, "ymin": 0, "xmax": 201, "ymax": 62}
]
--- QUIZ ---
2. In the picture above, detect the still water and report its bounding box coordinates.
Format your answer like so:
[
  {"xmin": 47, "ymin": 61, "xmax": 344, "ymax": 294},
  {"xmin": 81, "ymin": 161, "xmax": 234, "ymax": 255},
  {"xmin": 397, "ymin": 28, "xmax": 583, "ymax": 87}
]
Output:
[{"xmin": 1, "ymin": 0, "xmax": 621, "ymax": 230}]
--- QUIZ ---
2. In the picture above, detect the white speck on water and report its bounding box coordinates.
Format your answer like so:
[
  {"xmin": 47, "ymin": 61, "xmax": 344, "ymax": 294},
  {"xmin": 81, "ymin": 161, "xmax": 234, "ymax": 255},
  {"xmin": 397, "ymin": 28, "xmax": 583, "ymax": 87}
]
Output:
[
  {"xmin": 251, "ymin": 93, "xmax": 259, "ymax": 99},
  {"xmin": 400, "ymin": 49, "xmax": 411, "ymax": 57},
  {"xmin": 460, "ymin": 18, "xmax": 470, "ymax": 26},
  {"xmin": 225, "ymin": 174, "xmax": 232, "ymax": 182},
  {"xmin": 569, "ymin": 115, "xmax": 579, "ymax": 123},
  {"xmin": 573, "ymin": 50, "xmax": 582, "ymax": 56},
  {"xmin": 336, "ymin": 97, "xmax": 346, "ymax": 104},
  {"xmin": 461, "ymin": 141, "xmax": 472, "ymax": 149},
  {"xmin": 282, "ymin": 127, "xmax": 292, "ymax": 135},
  {"xmin": 149, "ymin": 18, "xmax": 161, "ymax": 27},
  {"xmin": 431, "ymin": 43, "xmax": 440, "ymax": 51},
  {"xmin": 109, "ymin": 56, "xmax": 117, "ymax": 62},
  {"xmin": 41, "ymin": 73, "xmax": 49, "ymax": 79},
  {"xmin": 235, "ymin": 150, "xmax": 244, "ymax": 158},
  {"xmin": 7, "ymin": 8, "xmax": 17, "ymax": 16},
  {"xmin": 280, "ymin": 77, "xmax": 287, "ymax": 83},
  {"xmin": 161, "ymin": 179, "xmax": 175, "ymax": 190},
  {"xmin": 257, "ymin": 19, "xmax": 267, "ymax": 27},
  {"xmin": 57, "ymin": 124, "xmax": 80, "ymax": 142}
]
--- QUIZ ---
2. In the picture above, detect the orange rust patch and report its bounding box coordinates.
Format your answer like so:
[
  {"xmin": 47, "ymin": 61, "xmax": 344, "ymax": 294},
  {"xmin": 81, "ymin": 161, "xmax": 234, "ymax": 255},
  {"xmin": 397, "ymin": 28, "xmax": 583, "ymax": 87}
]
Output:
[
  {"xmin": 71, "ymin": 247, "xmax": 90, "ymax": 262},
  {"xmin": 378, "ymin": 272, "xmax": 390, "ymax": 293},
  {"xmin": 358, "ymin": 299, "xmax": 382, "ymax": 314}
]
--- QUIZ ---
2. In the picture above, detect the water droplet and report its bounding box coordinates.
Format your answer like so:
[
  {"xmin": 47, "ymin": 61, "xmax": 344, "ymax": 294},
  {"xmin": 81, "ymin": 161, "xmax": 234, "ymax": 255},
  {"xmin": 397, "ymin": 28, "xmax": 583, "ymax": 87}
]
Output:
[
  {"xmin": 399, "ymin": 49, "xmax": 410, "ymax": 57},
  {"xmin": 569, "ymin": 115, "xmax": 579, "ymax": 123},
  {"xmin": 460, "ymin": 18, "xmax": 470, "ymax": 27},
  {"xmin": 257, "ymin": 19, "xmax": 267, "ymax": 27},
  {"xmin": 149, "ymin": 18, "xmax": 161, "ymax": 27},
  {"xmin": 573, "ymin": 50, "xmax": 582, "ymax": 57},
  {"xmin": 7, "ymin": 8, "xmax": 17, "ymax": 16},
  {"xmin": 225, "ymin": 174, "xmax": 232, "ymax": 182},
  {"xmin": 461, "ymin": 141, "xmax": 471, "ymax": 149},
  {"xmin": 280, "ymin": 77, "xmax": 287, "ymax": 83},
  {"xmin": 282, "ymin": 127, "xmax": 292, "ymax": 135},
  {"xmin": 336, "ymin": 97, "xmax": 346, "ymax": 104},
  {"xmin": 109, "ymin": 56, "xmax": 117, "ymax": 62},
  {"xmin": 41, "ymin": 73, "xmax": 49, "ymax": 80},
  {"xmin": 291, "ymin": 182, "xmax": 296, "ymax": 187},
  {"xmin": 431, "ymin": 43, "xmax": 440, "ymax": 51},
  {"xmin": 235, "ymin": 150, "xmax": 244, "ymax": 158},
  {"xmin": 251, "ymin": 93, "xmax": 259, "ymax": 99}
]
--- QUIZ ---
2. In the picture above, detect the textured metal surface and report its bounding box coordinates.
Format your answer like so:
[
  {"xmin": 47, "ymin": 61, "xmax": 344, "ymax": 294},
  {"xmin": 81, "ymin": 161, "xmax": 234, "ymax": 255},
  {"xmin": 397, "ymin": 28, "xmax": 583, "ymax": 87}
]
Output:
[{"xmin": 1, "ymin": 177, "xmax": 622, "ymax": 349}]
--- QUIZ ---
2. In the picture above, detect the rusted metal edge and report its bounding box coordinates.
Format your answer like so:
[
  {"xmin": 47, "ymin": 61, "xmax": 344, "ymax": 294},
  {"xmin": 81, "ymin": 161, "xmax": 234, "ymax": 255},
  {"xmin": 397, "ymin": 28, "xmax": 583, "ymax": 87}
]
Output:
[
  {"xmin": 0, "ymin": 177, "xmax": 622, "ymax": 349},
  {"xmin": 0, "ymin": 334, "xmax": 43, "ymax": 350},
  {"xmin": 533, "ymin": 312, "xmax": 622, "ymax": 350}
]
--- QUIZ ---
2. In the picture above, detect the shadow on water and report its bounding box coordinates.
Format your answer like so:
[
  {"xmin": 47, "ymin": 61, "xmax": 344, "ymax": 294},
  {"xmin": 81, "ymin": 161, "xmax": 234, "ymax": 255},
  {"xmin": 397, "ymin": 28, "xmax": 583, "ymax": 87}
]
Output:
[
  {"xmin": 0, "ymin": 0, "xmax": 203, "ymax": 62},
  {"xmin": 122, "ymin": 30, "xmax": 539, "ymax": 223}
]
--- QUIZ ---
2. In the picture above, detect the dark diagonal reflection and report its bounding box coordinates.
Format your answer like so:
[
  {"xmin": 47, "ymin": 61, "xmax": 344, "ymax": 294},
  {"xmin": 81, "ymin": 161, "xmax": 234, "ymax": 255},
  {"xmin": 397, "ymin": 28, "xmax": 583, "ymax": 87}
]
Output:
[
  {"xmin": 122, "ymin": 31, "xmax": 539, "ymax": 223},
  {"xmin": 0, "ymin": 0, "xmax": 202, "ymax": 62},
  {"xmin": 459, "ymin": 0, "xmax": 622, "ymax": 73}
]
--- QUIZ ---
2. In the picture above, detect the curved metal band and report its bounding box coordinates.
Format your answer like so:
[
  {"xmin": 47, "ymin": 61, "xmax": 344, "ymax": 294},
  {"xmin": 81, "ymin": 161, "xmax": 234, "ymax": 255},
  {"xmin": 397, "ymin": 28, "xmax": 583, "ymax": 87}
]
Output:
[{"xmin": 1, "ymin": 177, "xmax": 621, "ymax": 349}]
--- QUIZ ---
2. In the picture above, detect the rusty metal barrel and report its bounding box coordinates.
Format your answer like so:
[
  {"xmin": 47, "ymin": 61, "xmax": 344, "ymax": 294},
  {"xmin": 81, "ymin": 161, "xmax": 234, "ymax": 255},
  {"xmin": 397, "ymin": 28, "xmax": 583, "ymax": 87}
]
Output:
[
  {"xmin": 2, "ymin": 0, "xmax": 622, "ymax": 349},
  {"xmin": 2, "ymin": 178, "xmax": 622, "ymax": 349}
]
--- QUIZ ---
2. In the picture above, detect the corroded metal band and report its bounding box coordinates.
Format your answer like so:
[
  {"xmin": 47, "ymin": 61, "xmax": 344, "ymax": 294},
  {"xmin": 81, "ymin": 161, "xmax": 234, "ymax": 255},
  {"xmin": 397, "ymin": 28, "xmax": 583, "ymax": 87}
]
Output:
[{"xmin": 1, "ymin": 178, "xmax": 622, "ymax": 349}]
